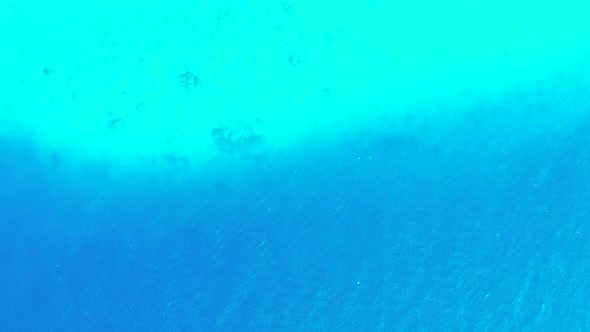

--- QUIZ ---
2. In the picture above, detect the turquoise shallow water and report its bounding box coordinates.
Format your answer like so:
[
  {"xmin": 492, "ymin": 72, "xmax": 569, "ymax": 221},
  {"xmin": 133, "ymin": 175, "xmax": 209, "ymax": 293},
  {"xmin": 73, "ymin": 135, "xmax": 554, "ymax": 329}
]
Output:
[{"xmin": 2, "ymin": 1, "xmax": 590, "ymax": 330}]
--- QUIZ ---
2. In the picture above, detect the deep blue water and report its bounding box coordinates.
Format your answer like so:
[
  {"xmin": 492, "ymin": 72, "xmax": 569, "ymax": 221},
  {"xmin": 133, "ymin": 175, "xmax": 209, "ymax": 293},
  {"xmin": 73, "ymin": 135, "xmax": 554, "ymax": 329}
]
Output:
[{"xmin": 2, "ymin": 80, "xmax": 590, "ymax": 331}]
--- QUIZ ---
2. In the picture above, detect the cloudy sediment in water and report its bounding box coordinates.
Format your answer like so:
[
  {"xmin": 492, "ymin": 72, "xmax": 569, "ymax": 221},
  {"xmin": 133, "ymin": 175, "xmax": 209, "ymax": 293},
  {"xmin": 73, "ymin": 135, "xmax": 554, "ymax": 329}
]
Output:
[{"xmin": 2, "ymin": 1, "xmax": 589, "ymax": 178}]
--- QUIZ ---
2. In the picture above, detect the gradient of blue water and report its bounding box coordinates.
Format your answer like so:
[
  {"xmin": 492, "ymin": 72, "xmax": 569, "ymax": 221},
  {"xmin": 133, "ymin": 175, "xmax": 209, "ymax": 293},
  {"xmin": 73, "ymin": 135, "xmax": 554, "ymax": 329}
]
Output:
[{"xmin": 1, "ymin": 84, "xmax": 590, "ymax": 330}]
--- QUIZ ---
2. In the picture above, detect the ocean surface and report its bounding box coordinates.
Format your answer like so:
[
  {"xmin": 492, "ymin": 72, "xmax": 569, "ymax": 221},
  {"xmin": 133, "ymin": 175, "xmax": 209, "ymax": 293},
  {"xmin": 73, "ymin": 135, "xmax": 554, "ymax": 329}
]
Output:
[{"xmin": 2, "ymin": 1, "xmax": 590, "ymax": 331}]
